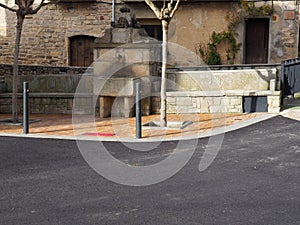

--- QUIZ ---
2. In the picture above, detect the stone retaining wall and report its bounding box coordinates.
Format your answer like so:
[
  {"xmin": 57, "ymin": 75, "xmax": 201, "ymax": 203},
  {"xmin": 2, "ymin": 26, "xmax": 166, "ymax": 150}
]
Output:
[
  {"xmin": 0, "ymin": 64, "xmax": 283, "ymax": 115},
  {"xmin": 0, "ymin": 64, "xmax": 88, "ymax": 76},
  {"xmin": 0, "ymin": 93, "xmax": 93, "ymax": 114},
  {"xmin": 0, "ymin": 64, "xmax": 93, "ymax": 114},
  {"xmin": 3, "ymin": 74, "xmax": 93, "ymax": 93},
  {"xmin": 166, "ymin": 91, "xmax": 281, "ymax": 114},
  {"xmin": 152, "ymin": 68, "xmax": 282, "ymax": 114}
]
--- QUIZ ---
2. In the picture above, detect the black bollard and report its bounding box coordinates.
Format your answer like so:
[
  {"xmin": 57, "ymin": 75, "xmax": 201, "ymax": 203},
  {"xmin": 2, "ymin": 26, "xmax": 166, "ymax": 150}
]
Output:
[
  {"xmin": 135, "ymin": 81, "xmax": 142, "ymax": 139},
  {"xmin": 23, "ymin": 82, "xmax": 29, "ymax": 134}
]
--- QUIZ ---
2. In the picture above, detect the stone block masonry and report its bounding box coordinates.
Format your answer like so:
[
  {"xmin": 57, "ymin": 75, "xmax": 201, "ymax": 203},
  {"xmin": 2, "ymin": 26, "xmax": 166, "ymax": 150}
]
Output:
[
  {"xmin": 155, "ymin": 68, "xmax": 282, "ymax": 114},
  {"xmin": 0, "ymin": 93, "xmax": 93, "ymax": 114},
  {"xmin": 0, "ymin": 1, "xmax": 111, "ymax": 66},
  {"xmin": 93, "ymin": 27, "xmax": 159, "ymax": 118},
  {"xmin": 166, "ymin": 92, "xmax": 244, "ymax": 114},
  {"xmin": 164, "ymin": 90, "xmax": 281, "ymax": 114},
  {"xmin": 0, "ymin": 64, "xmax": 93, "ymax": 114},
  {"xmin": 0, "ymin": 64, "xmax": 88, "ymax": 77},
  {"xmin": 0, "ymin": 64, "xmax": 91, "ymax": 94}
]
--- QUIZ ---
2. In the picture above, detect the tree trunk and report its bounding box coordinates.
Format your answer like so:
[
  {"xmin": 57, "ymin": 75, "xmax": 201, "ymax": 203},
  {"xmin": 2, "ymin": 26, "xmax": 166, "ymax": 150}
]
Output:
[
  {"xmin": 12, "ymin": 13, "xmax": 24, "ymax": 123},
  {"xmin": 160, "ymin": 19, "xmax": 168, "ymax": 127}
]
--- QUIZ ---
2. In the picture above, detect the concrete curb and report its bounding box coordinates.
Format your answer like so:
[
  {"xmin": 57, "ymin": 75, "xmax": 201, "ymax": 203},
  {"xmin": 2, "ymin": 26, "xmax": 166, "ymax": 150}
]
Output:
[
  {"xmin": 0, "ymin": 114, "xmax": 278, "ymax": 142},
  {"xmin": 280, "ymin": 107, "xmax": 300, "ymax": 121}
]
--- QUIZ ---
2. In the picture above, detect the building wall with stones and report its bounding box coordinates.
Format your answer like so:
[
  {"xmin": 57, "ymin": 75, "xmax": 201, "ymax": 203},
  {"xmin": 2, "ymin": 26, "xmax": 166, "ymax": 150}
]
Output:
[
  {"xmin": 269, "ymin": 1, "xmax": 299, "ymax": 62},
  {"xmin": 123, "ymin": 0, "xmax": 299, "ymax": 65},
  {"xmin": 0, "ymin": 0, "xmax": 299, "ymax": 66},
  {"xmin": 0, "ymin": 0, "xmax": 111, "ymax": 66}
]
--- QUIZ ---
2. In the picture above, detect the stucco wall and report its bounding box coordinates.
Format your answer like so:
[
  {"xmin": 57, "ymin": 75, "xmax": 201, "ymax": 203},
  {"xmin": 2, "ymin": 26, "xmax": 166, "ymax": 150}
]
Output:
[
  {"xmin": 0, "ymin": 0, "xmax": 111, "ymax": 66},
  {"xmin": 169, "ymin": 2, "xmax": 234, "ymax": 63},
  {"xmin": 126, "ymin": 1, "xmax": 299, "ymax": 65}
]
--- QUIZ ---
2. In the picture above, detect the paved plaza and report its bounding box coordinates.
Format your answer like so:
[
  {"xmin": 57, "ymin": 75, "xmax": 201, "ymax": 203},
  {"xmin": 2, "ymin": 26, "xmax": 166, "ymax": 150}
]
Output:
[{"xmin": 0, "ymin": 113, "xmax": 269, "ymax": 140}]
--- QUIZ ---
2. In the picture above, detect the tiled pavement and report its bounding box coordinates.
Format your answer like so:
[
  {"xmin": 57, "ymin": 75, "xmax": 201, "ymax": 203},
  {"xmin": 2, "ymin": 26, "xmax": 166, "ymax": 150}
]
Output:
[{"xmin": 0, "ymin": 113, "xmax": 270, "ymax": 140}]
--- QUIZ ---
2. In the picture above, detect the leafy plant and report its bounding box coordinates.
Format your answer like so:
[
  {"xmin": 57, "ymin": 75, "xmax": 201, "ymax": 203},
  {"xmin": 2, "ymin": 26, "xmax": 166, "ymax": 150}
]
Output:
[
  {"xmin": 197, "ymin": 30, "xmax": 240, "ymax": 65},
  {"xmin": 241, "ymin": 0, "xmax": 274, "ymax": 17},
  {"xmin": 197, "ymin": 42, "xmax": 221, "ymax": 65}
]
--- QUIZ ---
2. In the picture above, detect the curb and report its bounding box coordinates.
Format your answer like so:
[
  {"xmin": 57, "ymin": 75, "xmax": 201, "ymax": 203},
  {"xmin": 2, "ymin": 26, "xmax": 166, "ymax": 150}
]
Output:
[{"xmin": 280, "ymin": 107, "xmax": 300, "ymax": 121}]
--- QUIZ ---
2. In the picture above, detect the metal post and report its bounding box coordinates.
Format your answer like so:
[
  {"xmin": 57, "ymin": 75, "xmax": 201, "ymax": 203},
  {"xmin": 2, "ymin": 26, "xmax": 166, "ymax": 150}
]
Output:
[
  {"xmin": 111, "ymin": 0, "xmax": 115, "ymax": 27},
  {"xmin": 135, "ymin": 81, "xmax": 142, "ymax": 139},
  {"xmin": 281, "ymin": 61, "xmax": 285, "ymax": 105},
  {"xmin": 23, "ymin": 82, "xmax": 29, "ymax": 134}
]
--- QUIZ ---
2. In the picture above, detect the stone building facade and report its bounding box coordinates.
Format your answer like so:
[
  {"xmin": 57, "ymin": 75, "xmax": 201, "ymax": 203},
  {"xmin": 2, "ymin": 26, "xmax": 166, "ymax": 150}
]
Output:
[
  {"xmin": 0, "ymin": 0, "xmax": 299, "ymax": 66},
  {"xmin": 0, "ymin": 0, "xmax": 112, "ymax": 66},
  {"xmin": 0, "ymin": 0, "xmax": 295, "ymax": 116}
]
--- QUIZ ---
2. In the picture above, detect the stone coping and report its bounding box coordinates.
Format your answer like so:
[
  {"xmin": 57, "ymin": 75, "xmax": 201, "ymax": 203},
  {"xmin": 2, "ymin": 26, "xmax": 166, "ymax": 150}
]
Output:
[
  {"xmin": 171, "ymin": 68, "xmax": 277, "ymax": 74},
  {"xmin": 0, "ymin": 93, "xmax": 93, "ymax": 98},
  {"xmin": 94, "ymin": 42, "xmax": 160, "ymax": 49},
  {"xmin": 166, "ymin": 90, "xmax": 281, "ymax": 97},
  {"xmin": 0, "ymin": 91, "xmax": 281, "ymax": 98},
  {"xmin": 167, "ymin": 64, "xmax": 280, "ymax": 71},
  {"xmin": 4, "ymin": 74, "xmax": 93, "ymax": 77}
]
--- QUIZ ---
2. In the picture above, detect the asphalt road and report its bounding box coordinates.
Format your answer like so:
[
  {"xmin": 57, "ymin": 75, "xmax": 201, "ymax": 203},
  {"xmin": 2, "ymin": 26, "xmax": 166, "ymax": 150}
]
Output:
[{"xmin": 0, "ymin": 116, "xmax": 299, "ymax": 225}]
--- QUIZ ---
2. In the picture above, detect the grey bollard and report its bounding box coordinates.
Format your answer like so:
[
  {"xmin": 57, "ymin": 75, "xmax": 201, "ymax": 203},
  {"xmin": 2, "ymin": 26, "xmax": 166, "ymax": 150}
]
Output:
[
  {"xmin": 23, "ymin": 82, "xmax": 29, "ymax": 134},
  {"xmin": 135, "ymin": 81, "xmax": 142, "ymax": 139}
]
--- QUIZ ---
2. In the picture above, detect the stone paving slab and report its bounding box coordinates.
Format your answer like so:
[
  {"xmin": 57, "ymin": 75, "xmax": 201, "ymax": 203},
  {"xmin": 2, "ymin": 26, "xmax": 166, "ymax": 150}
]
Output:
[{"xmin": 0, "ymin": 113, "xmax": 269, "ymax": 141}]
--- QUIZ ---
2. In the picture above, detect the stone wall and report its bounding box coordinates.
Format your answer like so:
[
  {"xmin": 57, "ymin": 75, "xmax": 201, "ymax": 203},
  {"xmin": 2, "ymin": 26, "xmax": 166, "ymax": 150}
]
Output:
[
  {"xmin": 151, "ymin": 67, "xmax": 281, "ymax": 114},
  {"xmin": 165, "ymin": 91, "xmax": 281, "ymax": 114},
  {"xmin": 0, "ymin": 64, "xmax": 88, "ymax": 76},
  {"xmin": 269, "ymin": 2, "xmax": 299, "ymax": 62},
  {"xmin": 168, "ymin": 69, "xmax": 278, "ymax": 92},
  {"xmin": 0, "ymin": 64, "xmax": 93, "ymax": 114},
  {"xmin": 0, "ymin": 93, "xmax": 93, "ymax": 114},
  {"xmin": 0, "ymin": 0, "xmax": 111, "ymax": 66},
  {"xmin": 0, "ymin": 1, "xmax": 298, "ymax": 66},
  {"xmin": 93, "ymin": 27, "xmax": 159, "ymax": 118},
  {"xmin": 0, "ymin": 64, "xmax": 89, "ymax": 93},
  {"xmin": 4, "ymin": 74, "xmax": 93, "ymax": 93}
]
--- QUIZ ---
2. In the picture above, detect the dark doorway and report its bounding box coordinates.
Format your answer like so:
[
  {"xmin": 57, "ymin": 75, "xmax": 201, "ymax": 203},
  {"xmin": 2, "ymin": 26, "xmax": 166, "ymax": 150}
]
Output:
[
  {"xmin": 70, "ymin": 35, "xmax": 96, "ymax": 67},
  {"xmin": 245, "ymin": 18, "xmax": 269, "ymax": 64},
  {"xmin": 139, "ymin": 19, "xmax": 162, "ymax": 41},
  {"xmin": 141, "ymin": 24, "xmax": 163, "ymax": 41}
]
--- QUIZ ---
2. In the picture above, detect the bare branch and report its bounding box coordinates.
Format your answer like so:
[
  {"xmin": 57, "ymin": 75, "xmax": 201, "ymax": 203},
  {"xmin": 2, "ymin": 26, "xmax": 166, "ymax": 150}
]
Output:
[
  {"xmin": 30, "ymin": 0, "xmax": 47, "ymax": 14},
  {"xmin": 145, "ymin": 0, "xmax": 162, "ymax": 20},
  {"xmin": 0, "ymin": 2, "xmax": 17, "ymax": 12},
  {"xmin": 27, "ymin": 0, "xmax": 35, "ymax": 8},
  {"xmin": 170, "ymin": 0, "xmax": 180, "ymax": 18},
  {"xmin": 15, "ymin": 0, "xmax": 22, "ymax": 8}
]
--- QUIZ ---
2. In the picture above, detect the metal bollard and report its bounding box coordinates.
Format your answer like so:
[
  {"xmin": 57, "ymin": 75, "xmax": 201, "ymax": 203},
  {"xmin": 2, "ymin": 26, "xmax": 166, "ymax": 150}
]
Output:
[
  {"xmin": 23, "ymin": 82, "xmax": 29, "ymax": 134},
  {"xmin": 135, "ymin": 81, "xmax": 142, "ymax": 139}
]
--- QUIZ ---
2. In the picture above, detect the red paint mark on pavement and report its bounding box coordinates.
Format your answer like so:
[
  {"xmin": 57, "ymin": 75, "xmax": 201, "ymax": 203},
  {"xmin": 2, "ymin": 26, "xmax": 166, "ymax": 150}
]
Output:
[{"xmin": 83, "ymin": 132, "xmax": 115, "ymax": 137}]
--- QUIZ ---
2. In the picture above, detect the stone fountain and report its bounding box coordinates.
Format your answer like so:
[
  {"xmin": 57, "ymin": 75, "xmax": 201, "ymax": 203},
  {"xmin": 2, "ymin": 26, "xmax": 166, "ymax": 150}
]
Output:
[{"xmin": 93, "ymin": 12, "xmax": 160, "ymax": 118}]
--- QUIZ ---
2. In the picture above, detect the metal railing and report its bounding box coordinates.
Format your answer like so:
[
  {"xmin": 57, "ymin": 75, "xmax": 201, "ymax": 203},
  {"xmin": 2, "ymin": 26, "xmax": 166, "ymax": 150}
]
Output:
[{"xmin": 281, "ymin": 57, "xmax": 300, "ymax": 99}]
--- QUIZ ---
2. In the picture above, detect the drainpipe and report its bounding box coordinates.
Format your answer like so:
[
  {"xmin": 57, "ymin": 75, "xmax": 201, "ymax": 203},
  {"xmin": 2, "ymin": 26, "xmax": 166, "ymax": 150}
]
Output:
[{"xmin": 111, "ymin": 0, "xmax": 115, "ymax": 27}]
